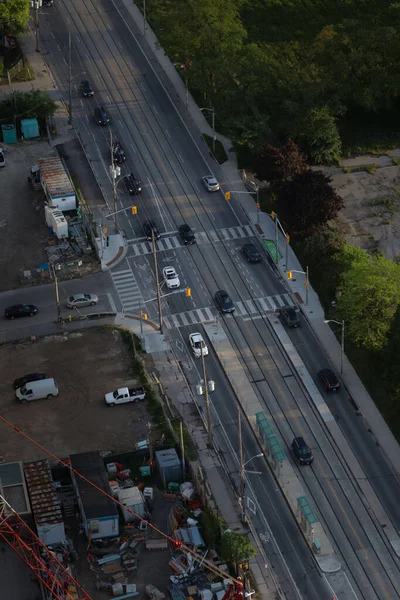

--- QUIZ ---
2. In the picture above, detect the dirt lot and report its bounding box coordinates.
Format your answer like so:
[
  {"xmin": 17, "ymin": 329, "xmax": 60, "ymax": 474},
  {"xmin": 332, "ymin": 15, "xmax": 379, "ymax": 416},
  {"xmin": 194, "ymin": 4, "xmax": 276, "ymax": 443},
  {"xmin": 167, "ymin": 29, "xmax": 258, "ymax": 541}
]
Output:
[
  {"xmin": 0, "ymin": 327, "xmax": 150, "ymax": 462},
  {"xmin": 0, "ymin": 140, "xmax": 55, "ymax": 291}
]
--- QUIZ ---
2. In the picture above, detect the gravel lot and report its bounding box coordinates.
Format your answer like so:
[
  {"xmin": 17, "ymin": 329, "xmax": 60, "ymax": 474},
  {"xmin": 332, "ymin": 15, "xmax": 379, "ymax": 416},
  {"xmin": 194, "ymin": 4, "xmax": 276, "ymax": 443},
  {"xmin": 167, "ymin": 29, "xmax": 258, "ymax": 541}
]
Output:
[
  {"xmin": 0, "ymin": 327, "xmax": 150, "ymax": 462},
  {"xmin": 0, "ymin": 140, "xmax": 55, "ymax": 292}
]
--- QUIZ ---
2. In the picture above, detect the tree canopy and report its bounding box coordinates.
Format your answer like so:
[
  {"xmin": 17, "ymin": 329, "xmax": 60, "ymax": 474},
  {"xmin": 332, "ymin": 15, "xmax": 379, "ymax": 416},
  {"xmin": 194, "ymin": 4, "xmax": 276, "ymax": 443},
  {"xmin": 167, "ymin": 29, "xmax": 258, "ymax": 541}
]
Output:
[
  {"xmin": 254, "ymin": 139, "xmax": 306, "ymax": 184},
  {"xmin": 220, "ymin": 531, "xmax": 256, "ymax": 564},
  {"xmin": 278, "ymin": 170, "xmax": 344, "ymax": 232},
  {"xmin": 0, "ymin": 0, "xmax": 30, "ymax": 34},
  {"xmin": 0, "ymin": 90, "xmax": 58, "ymax": 122}
]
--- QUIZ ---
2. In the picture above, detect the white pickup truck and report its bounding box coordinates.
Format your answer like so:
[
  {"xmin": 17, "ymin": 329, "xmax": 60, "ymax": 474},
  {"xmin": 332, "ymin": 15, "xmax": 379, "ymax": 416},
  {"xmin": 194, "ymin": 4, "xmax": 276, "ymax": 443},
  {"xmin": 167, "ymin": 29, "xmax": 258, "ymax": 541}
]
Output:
[{"xmin": 105, "ymin": 386, "xmax": 146, "ymax": 406}]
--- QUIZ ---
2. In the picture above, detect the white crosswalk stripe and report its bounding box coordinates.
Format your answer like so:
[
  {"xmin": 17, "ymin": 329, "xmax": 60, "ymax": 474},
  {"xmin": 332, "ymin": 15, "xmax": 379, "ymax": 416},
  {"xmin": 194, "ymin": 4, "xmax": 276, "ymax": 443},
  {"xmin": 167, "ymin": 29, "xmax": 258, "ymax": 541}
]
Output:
[
  {"xmin": 127, "ymin": 225, "xmax": 255, "ymax": 257},
  {"xmin": 162, "ymin": 294, "xmax": 293, "ymax": 330},
  {"xmin": 111, "ymin": 267, "xmax": 142, "ymax": 314}
]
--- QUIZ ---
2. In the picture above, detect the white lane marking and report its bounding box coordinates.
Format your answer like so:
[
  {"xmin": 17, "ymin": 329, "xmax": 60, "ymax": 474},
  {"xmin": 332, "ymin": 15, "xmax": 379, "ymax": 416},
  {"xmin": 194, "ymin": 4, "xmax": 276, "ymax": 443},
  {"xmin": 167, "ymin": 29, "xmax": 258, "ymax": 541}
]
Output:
[
  {"xmin": 178, "ymin": 154, "xmax": 184, "ymax": 163},
  {"xmin": 76, "ymin": 36, "xmax": 81, "ymax": 43},
  {"xmin": 166, "ymin": 130, "xmax": 171, "ymax": 139},
  {"xmin": 118, "ymin": 119, "xmax": 123, "ymax": 127},
  {"xmin": 51, "ymin": 32, "xmax": 55, "ymax": 39},
  {"xmin": 62, "ymin": 57, "xmax": 67, "ymax": 65},
  {"xmin": 130, "ymin": 143, "xmax": 137, "ymax": 154},
  {"xmin": 107, "ymin": 293, "xmax": 117, "ymax": 313},
  {"xmin": 57, "ymin": 44, "xmax": 61, "ymax": 51},
  {"xmin": 106, "ymin": 95, "xmax": 111, "ymax": 103},
  {"xmin": 152, "ymin": 105, "xmax": 158, "ymax": 115}
]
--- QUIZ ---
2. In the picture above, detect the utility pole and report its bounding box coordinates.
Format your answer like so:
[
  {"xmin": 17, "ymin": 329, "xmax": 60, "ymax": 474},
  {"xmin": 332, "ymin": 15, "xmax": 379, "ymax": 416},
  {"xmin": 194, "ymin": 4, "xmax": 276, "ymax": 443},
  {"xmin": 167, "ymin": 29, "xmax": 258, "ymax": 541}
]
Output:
[
  {"xmin": 305, "ymin": 266, "xmax": 309, "ymax": 306},
  {"xmin": 143, "ymin": 0, "xmax": 146, "ymax": 36},
  {"xmin": 201, "ymin": 348, "xmax": 213, "ymax": 447},
  {"xmin": 180, "ymin": 421, "xmax": 185, "ymax": 481},
  {"xmin": 212, "ymin": 106, "xmax": 216, "ymax": 154},
  {"xmin": 275, "ymin": 212, "xmax": 279, "ymax": 264},
  {"xmin": 68, "ymin": 32, "xmax": 72, "ymax": 124},
  {"xmin": 340, "ymin": 320, "xmax": 345, "ymax": 375},
  {"xmin": 51, "ymin": 263, "xmax": 62, "ymax": 325},
  {"xmin": 152, "ymin": 230, "xmax": 163, "ymax": 333},
  {"xmin": 147, "ymin": 422, "xmax": 153, "ymax": 462},
  {"xmin": 238, "ymin": 407, "xmax": 245, "ymax": 521}
]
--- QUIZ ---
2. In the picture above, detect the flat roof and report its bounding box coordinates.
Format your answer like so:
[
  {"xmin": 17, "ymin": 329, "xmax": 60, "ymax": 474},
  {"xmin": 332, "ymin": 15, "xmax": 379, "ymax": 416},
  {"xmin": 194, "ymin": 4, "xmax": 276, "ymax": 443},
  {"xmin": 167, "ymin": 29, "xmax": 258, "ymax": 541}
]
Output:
[
  {"xmin": 69, "ymin": 451, "xmax": 118, "ymax": 520},
  {"xmin": 24, "ymin": 460, "xmax": 63, "ymax": 525},
  {"xmin": 37, "ymin": 156, "xmax": 74, "ymax": 198},
  {"xmin": 0, "ymin": 462, "xmax": 30, "ymax": 515}
]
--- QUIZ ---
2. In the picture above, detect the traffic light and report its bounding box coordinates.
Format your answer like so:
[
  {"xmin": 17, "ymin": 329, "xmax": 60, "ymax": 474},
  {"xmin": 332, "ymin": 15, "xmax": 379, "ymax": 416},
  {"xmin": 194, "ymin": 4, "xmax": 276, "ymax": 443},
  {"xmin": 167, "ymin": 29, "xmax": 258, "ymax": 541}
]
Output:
[
  {"xmin": 131, "ymin": 206, "xmax": 138, "ymax": 215},
  {"xmin": 225, "ymin": 191, "xmax": 231, "ymax": 201},
  {"xmin": 271, "ymin": 211, "xmax": 276, "ymax": 220},
  {"xmin": 287, "ymin": 271, "xmax": 293, "ymax": 280},
  {"xmin": 141, "ymin": 312, "xmax": 148, "ymax": 320},
  {"xmin": 256, "ymin": 202, "xmax": 260, "ymax": 210},
  {"xmin": 103, "ymin": 227, "xmax": 108, "ymax": 235},
  {"xmin": 186, "ymin": 288, "xmax": 192, "ymax": 297},
  {"xmin": 286, "ymin": 234, "xmax": 290, "ymax": 244}
]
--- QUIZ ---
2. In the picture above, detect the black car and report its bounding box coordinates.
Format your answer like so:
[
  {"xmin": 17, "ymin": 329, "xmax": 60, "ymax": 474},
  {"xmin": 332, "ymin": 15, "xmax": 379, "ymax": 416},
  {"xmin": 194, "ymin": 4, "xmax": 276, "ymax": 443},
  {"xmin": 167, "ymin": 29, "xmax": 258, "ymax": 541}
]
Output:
[
  {"xmin": 318, "ymin": 368, "xmax": 340, "ymax": 392},
  {"xmin": 42, "ymin": 0, "xmax": 53, "ymax": 5},
  {"xmin": 5, "ymin": 304, "xmax": 38, "ymax": 319},
  {"xmin": 81, "ymin": 80, "xmax": 94, "ymax": 97},
  {"xmin": 215, "ymin": 290, "xmax": 235, "ymax": 313},
  {"xmin": 94, "ymin": 106, "xmax": 110, "ymax": 125},
  {"xmin": 13, "ymin": 373, "xmax": 46, "ymax": 390},
  {"xmin": 125, "ymin": 173, "xmax": 142, "ymax": 194},
  {"xmin": 143, "ymin": 220, "xmax": 160, "ymax": 241},
  {"xmin": 242, "ymin": 243, "xmax": 262, "ymax": 263},
  {"xmin": 281, "ymin": 306, "xmax": 300, "ymax": 328},
  {"xmin": 292, "ymin": 437, "xmax": 313, "ymax": 465},
  {"xmin": 179, "ymin": 223, "xmax": 195, "ymax": 245},
  {"xmin": 112, "ymin": 141, "xmax": 126, "ymax": 163}
]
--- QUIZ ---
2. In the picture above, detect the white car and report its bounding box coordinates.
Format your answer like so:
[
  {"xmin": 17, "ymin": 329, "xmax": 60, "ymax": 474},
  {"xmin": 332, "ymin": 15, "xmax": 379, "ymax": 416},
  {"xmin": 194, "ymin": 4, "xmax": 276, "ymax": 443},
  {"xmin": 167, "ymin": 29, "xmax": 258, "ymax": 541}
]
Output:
[
  {"xmin": 0, "ymin": 148, "xmax": 5, "ymax": 168},
  {"xmin": 66, "ymin": 294, "xmax": 99, "ymax": 308},
  {"xmin": 163, "ymin": 266, "xmax": 180, "ymax": 289},
  {"xmin": 202, "ymin": 175, "xmax": 220, "ymax": 192},
  {"xmin": 189, "ymin": 332, "xmax": 209, "ymax": 358}
]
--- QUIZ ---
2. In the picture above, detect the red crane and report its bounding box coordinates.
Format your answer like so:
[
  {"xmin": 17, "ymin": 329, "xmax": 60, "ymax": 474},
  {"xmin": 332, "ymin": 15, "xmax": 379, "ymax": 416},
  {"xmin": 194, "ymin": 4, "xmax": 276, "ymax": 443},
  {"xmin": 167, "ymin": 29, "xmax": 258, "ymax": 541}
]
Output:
[{"xmin": 0, "ymin": 494, "xmax": 92, "ymax": 600}]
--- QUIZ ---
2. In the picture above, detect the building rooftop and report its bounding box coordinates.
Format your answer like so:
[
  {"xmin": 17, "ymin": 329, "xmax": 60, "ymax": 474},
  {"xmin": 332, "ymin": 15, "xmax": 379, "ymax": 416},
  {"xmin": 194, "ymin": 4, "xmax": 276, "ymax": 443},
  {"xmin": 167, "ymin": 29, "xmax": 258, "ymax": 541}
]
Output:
[
  {"xmin": 69, "ymin": 451, "xmax": 118, "ymax": 520},
  {"xmin": 24, "ymin": 460, "xmax": 63, "ymax": 526},
  {"xmin": 0, "ymin": 462, "xmax": 30, "ymax": 515},
  {"xmin": 37, "ymin": 156, "xmax": 74, "ymax": 198}
]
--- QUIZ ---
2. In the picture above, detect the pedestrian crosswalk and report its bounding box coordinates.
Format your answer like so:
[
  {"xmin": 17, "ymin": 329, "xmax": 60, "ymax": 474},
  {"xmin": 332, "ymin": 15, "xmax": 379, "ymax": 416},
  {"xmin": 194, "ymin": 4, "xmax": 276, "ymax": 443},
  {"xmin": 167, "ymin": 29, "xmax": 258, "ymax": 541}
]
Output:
[
  {"xmin": 162, "ymin": 293, "xmax": 293, "ymax": 330},
  {"xmin": 110, "ymin": 267, "xmax": 142, "ymax": 314},
  {"xmin": 126, "ymin": 225, "xmax": 254, "ymax": 258}
]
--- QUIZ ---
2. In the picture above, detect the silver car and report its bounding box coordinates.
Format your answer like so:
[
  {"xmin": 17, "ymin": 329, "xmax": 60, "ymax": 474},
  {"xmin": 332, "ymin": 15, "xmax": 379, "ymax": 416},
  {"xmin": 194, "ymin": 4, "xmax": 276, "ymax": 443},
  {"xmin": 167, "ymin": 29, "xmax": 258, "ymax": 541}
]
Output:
[
  {"xmin": 202, "ymin": 175, "xmax": 220, "ymax": 192},
  {"xmin": 66, "ymin": 294, "xmax": 99, "ymax": 308}
]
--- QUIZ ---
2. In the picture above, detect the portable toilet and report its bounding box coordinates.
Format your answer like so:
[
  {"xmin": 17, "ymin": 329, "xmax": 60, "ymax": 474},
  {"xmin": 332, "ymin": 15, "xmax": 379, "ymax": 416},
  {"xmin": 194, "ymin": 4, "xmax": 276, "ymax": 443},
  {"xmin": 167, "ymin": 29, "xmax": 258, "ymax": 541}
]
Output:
[
  {"xmin": 1, "ymin": 124, "xmax": 17, "ymax": 144},
  {"xmin": 21, "ymin": 118, "xmax": 39, "ymax": 139}
]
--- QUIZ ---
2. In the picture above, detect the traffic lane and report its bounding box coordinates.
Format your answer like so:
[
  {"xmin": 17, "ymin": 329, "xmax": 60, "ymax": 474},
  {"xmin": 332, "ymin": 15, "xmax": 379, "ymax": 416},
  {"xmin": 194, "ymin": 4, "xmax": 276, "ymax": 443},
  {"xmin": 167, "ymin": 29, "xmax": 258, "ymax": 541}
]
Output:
[{"xmin": 287, "ymin": 319, "xmax": 400, "ymax": 530}]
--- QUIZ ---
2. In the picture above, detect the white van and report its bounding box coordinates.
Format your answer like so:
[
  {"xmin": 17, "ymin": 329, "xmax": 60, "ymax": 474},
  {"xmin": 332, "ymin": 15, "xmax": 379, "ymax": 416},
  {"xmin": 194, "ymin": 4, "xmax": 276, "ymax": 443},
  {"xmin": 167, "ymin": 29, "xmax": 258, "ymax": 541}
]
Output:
[{"xmin": 16, "ymin": 378, "xmax": 58, "ymax": 402}]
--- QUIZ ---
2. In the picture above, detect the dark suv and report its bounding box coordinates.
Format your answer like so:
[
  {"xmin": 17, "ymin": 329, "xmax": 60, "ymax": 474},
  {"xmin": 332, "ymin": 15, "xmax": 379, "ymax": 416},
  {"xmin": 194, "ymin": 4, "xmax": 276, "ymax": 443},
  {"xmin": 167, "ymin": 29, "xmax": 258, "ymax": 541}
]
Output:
[
  {"xmin": 94, "ymin": 106, "xmax": 109, "ymax": 125},
  {"xmin": 318, "ymin": 368, "xmax": 340, "ymax": 392},
  {"xmin": 143, "ymin": 220, "xmax": 160, "ymax": 241},
  {"xmin": 13, "ymin": 373, "xmax": 46, "ymax": 390},
  {"xmin": 292, "ymin": 437, "xmax": 313, "ymax": 465},
  {"xmin": 179, "ymin": 223, "xmax": 195, "ymax": 245},
  {"xmin": 242, "ymin": 243, "xmax": 262, "ymax": 263},
  {"xmin": 112, "ymin": 141, "xmax": 126, "ymax": 163},
  {"xmin": 281, "ymin": 306, "xmax": 300, "ymax": 328},
  {"xmin": 81, "ymin": 80, "xmax": 94, "ymax": 97},
  {"xmin": 5, "ymin": 304, "xmax": 38, "ymax": 319},
  {"xmin": 125, "ymin": 173, "xmax": 141, "ymax": 194}
]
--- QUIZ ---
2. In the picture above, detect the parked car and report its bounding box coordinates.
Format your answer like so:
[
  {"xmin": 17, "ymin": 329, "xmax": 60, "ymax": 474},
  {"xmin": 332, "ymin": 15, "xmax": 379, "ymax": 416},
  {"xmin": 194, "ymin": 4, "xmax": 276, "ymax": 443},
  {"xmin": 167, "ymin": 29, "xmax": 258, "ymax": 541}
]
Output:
[
  {"xmin": 291, "ymin": 437, "xmax": 313, "ymax": 465},
  {"xmin": 318, "ymin": 368, "xmax": 340, "ymax": 392},
  {"xmin": 81, "ymin": 80, "xmax": 94, "ymax": 97},
  {"xmin": 281, "ymin": 306, "xmax": 300, "ymax": 328},
  {"xmin": 16, "ymin": 378, "xmax": 58, "ymax": 403},
  {"xmin": 242, "ymin": 243, "xmax": 261, "ymax": 263},
  {"xmin": 66, "ymin": 294, "xmax": 99, "ymax": 309},
  {"xmin": 215, "ymin": 290, "xmax": 235, "ymax": 313},
  {"xmin": 105, "ymin": 386, "xmax": 146, "ymax": 406},
  {"xmin": 189, "ymin": 332, "xmax": 208, "ymax": 358},
  {"xmin": 42, "ymin": 0, "xmax": 54, "ymax": 6},
  {"xmin": 202, "ymin": 175, "xmax": 220, "ymax": 192},
  {"xmin": 13, "ymin": 373, "xmax": 46, "ymax": 391},
  {"xmin": 0, "ymin": 147, "xmax": 5, "ymax": 168},
  {"xmin": 112, "ymin": 140, "xmax": 126, "ymax": 163},
  {"xmin": 94, "ymin": 105, "xmax": 110, "ymax": 125},
  {"xmin": 125, "ymin": 173, "xmax": 141, "ymax": 194},
  {"xmin": 178, "ymin": 223, "xmax": 195, "ymax": 245},
  {"xmin": 163, "ymin": 266, "xmax": 180, "ymax": 289},
  {"xmin": 143, "ymin": 220, "xmax": 160, "ymax": 241},
  {"xmin": 5, "ymin": 304, "xmax": 38, "ymax": 319}
]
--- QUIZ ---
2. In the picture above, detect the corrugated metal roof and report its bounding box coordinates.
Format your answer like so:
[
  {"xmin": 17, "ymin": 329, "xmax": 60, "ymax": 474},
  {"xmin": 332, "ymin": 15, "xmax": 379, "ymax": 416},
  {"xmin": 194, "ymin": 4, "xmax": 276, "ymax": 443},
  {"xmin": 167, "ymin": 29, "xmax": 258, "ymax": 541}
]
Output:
[
  {"xmin": 37, "ymin": 156, "xmax": 74, "ymax": 198},
  {"xmin": 24, "ymin": 460, "xmax": 63, "ymax": 525}
]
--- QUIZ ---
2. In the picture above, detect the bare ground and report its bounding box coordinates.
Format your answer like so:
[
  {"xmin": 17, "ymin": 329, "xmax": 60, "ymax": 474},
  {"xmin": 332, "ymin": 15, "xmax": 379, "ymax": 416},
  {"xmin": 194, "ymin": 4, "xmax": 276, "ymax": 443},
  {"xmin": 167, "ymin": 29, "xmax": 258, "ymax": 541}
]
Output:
[{"xmin": 0, "ymin": 327, "xmax": 150, "ymax": 462}]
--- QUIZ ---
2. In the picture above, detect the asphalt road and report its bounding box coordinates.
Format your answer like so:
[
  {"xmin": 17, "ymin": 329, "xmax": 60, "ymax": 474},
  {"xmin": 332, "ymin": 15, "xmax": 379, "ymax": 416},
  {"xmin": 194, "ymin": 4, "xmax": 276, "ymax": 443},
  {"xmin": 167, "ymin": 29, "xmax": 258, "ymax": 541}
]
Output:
[{"xmin": 32, "ymin": 2, "xmax": 400, "ymax": 600}]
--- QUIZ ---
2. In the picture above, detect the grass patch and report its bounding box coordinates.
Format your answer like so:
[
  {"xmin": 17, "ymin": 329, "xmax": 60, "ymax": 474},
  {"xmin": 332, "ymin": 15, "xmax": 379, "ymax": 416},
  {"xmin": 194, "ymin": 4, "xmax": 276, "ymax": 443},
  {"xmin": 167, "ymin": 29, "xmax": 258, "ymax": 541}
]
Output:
[
  {"xmin": 343, "ymin": 164, "xmax": 378, "ymax": 175},
  {"xmin": 202, "ymin": 134, "xmax": 228, "ymax": 164},
  {"xmin": 4, "ymin": 62, "xmax": 35, "ymax": 83}
]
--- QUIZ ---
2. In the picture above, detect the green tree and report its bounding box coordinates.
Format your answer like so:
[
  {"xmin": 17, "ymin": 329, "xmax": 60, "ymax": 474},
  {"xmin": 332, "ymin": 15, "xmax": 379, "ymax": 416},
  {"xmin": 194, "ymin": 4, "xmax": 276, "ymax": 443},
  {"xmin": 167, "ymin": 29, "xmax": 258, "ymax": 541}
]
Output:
[
  {"xmin": 254, "ymin": 139, "xmax": 306, "ymax": 184},
  {"xmin": 335, "ymin": 249, "xmax": 400, "ymax": 351},
  {"xmin": 220, "ymin": 531, "xmax": 256, "ymax": 564},
  {"xmin": 0, "ymin": 90, "xmax": 57, "ymax": 122},
  {"xmin": 0, "ymin": 0, "xmax": 30, "ymax": 34},
  {"xmin": 294, "ymin": 106, "xmax": 342, "ymax": 164},
  {"xmin": 278, "ymin": 170, "xmax": 343, "ymax": 232},
  {"xmin": 382, "ymin": 308, "xmax": 400, "ymax": 403}
]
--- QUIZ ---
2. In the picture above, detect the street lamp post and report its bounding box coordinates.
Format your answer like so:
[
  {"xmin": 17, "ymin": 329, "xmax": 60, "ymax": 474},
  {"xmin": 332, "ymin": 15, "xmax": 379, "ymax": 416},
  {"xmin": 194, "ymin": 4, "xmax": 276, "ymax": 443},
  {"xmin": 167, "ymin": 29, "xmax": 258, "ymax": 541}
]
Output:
[
  {"xmin": 201, "ymin": 347, "xmax": 213, "ymax": 448},
  {"xmin": 200, "ymin": 106, "xmax": 216, "ymax": 153},
  {"xmin": 324, "ymin": 319, "xmax": 345, "ymax": 374},
  {"xmin": 238, "ymin": 407, "xmax": 263, "ymax": 522},
  {"xmin": 67, "ymin": 34, "xmax": 86, "ymax": 125},
  {"xmin": 30, "ymin": 0, "xmax": 42, "ymax": 53}
]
